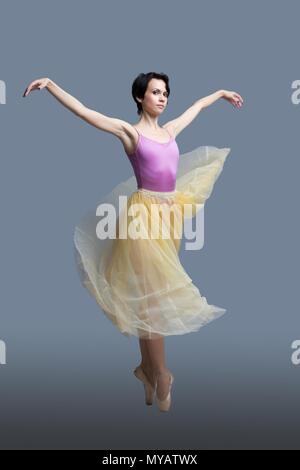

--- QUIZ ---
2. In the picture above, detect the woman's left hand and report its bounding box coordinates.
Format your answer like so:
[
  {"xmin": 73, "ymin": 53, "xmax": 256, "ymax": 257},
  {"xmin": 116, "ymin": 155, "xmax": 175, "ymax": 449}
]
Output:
[{"xmin": 222, "ymin": 90, "xmax": 244, "ymax": 108}]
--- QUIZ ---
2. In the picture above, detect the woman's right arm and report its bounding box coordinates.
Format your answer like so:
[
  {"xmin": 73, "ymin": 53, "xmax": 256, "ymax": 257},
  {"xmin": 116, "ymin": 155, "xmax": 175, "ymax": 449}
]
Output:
[
  {"xmin": 46, "ymin": 79, "xmax": 86, "ymax": 116},
  {"xmin": 23, "ymin": 77, "xmax": 131, "ymax": 139}
]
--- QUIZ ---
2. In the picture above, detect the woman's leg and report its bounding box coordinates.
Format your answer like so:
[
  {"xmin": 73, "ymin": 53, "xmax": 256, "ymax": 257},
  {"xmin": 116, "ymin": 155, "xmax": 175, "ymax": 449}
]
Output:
[
  {"xmin": 138, "ymin": 337, "xmax": 173, "ymax": 400},
  {"xmin": 139, "ymin": 338, "xmax": 151, "ymax": 371}
]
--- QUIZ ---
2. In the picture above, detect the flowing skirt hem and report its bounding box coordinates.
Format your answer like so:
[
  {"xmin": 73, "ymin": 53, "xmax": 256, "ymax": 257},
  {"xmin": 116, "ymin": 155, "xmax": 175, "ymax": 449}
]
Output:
[{"xmin": 73, "ymin": 145, "xmax": 231, "ymax": 339}]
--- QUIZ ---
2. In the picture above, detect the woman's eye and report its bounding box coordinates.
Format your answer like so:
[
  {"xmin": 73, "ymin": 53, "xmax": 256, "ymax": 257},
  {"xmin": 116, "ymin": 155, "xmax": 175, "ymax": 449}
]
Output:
[{"xmin": 153, "ymin": 91, "xmax": 168, "ymax": 97}]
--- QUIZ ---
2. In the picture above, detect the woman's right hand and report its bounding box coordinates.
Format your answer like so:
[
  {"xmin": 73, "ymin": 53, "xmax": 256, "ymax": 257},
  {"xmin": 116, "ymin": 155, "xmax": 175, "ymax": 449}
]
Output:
[{"xmin": 23, "ymin": 77, "xmax": 50, "ymax": 97}]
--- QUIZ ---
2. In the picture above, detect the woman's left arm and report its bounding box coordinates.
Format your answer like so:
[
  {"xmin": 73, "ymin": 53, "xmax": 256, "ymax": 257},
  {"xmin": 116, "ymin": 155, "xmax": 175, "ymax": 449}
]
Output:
[
  {"xmin": 164, "ymin": 89, "xmax": 244, "ymax": 138},
  {"xmin": 200, "ymin": 89, "xmax": 243, "ymax": 109}
]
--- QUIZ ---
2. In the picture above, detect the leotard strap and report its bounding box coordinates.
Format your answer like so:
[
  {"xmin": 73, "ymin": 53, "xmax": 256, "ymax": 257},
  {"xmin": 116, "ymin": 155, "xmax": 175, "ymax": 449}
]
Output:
[{"xmin": 132, "ymin": 125, "xmax": 171, "ymax": 140}]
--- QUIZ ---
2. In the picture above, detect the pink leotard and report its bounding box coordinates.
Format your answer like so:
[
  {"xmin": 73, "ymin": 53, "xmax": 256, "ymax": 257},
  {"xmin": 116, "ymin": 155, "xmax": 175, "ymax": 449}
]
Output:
[{"xmin": 126, "ymin": 126, "xmax": 180, "ymax": 192}]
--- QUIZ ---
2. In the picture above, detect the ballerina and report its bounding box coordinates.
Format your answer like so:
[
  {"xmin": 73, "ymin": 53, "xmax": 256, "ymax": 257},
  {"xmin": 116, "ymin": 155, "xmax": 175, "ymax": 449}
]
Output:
[{"xmin": 23, "ymin": 72, "xmax": 243, "ymax": 411}]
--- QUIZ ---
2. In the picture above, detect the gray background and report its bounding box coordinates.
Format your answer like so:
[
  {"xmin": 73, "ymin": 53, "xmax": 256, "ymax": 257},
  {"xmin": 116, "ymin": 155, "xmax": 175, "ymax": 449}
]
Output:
[{"xmin": 0, "ymin": 0, "xmax": 299, "ymax": 450}]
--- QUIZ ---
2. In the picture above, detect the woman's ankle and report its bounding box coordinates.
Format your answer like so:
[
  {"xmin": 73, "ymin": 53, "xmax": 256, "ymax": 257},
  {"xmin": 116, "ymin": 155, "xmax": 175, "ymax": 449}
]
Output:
[
  {"xmin": 153, "ymin": 368, "xmax": 172, "ymax": 379},
  {"xmin": 140, "ymin": 365, "xmax": 171, "ymax": 384}
]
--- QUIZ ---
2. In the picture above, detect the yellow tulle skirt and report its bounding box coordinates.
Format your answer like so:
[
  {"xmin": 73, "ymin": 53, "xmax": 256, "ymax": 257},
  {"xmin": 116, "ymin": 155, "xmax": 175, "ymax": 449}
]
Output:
[{"xmin": 73, "ymin": 145, "xmax": 231, "ymax": 339}]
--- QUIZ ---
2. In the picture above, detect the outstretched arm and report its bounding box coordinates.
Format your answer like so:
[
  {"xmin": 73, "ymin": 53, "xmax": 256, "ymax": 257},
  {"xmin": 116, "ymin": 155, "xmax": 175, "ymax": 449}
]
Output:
[
  {"xmin": 23, "ymin": 78, "xmax": 128, "ymax": 138},
  {"xmin": 164, "ymin": 89, "xmax": 244, "ymax": 138}
]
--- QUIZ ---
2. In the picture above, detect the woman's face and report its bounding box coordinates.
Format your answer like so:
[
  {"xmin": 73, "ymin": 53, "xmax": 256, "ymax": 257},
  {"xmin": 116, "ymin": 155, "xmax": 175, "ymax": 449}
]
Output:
[{"xmin": 141, "ymin": 78, "xmax": 169, "ymax": 115}]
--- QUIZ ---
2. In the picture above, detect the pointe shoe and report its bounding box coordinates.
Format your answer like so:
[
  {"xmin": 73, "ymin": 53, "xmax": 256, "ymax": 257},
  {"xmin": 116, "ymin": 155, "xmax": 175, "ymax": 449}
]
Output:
[
  {"xmin": 133, "ymin": 366, "xmax": 156, "ymax": 406},
  {"xmin": 155, "ymin": 373, "xmax": 174, "ymax": 412}
]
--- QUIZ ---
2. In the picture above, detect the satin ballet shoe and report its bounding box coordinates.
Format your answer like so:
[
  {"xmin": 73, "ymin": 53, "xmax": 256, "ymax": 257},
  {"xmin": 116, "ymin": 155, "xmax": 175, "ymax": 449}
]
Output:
[
  {"xmin": 133, "ymin": 366, "xmax": 156, "ymax": 406},
  {"xmin": 155, "ymin": 373, "xmax": 174, "ymax": 412}
]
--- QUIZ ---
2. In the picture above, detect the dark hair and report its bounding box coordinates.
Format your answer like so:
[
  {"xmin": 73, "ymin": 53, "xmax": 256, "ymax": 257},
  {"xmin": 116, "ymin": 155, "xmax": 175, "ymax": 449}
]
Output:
[{"xmin": 131, "ymin": 72, "xmax": 170, "ymax": 115}]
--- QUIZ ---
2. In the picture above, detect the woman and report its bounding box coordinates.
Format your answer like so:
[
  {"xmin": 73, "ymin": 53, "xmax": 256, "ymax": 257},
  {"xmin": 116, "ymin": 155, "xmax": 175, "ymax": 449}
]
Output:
[{"xmin": 23, "ymin": 72, "xmax": 243, "ymax": 412}]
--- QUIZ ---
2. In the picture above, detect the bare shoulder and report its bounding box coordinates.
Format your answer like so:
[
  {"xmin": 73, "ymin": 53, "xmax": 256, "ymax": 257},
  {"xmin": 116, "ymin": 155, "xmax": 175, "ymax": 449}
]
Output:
[
  {"xmin": 76, "ymin": 107, "xmax": 137, "ymax": 156},
  {"xmin": 162, "ymin": 122, "xmax": 177, "ymax": 139},
  {"xmin": 117, "ymin": 121, "xmax": 139, "ymax": 156}
]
